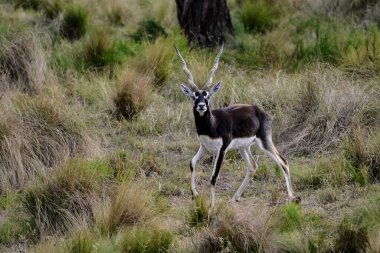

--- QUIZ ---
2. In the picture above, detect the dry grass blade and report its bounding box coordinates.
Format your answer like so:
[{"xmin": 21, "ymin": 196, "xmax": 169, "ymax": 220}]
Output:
[{"xmin": 0, "ymin": 31, "xmax": 47, "ymax": 94}]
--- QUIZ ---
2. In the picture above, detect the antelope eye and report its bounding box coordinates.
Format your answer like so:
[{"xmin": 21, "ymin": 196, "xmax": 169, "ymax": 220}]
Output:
[
  {"xmin": 202, "ymin": 91, "xmax": 207, "ymax": 96},
  {"xmin": 194, "ymin": 91, "xmax": 200, "ymax": 96}
]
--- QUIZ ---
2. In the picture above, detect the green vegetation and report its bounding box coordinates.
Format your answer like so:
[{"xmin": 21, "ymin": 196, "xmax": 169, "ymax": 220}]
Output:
[{"xmin": 0, "ymin": 0, "xmax": 379, "ymax": 252}]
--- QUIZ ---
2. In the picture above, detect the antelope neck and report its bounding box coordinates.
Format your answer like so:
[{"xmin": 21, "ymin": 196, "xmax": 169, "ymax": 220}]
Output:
[{"xmin": 193, "ymin": 109, "xmax": 215, "ymax": 137}]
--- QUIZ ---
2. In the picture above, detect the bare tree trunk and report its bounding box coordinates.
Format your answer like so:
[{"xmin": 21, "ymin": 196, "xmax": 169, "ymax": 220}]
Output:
[{"xmin": 175, "ymin": 0, "xmax": 234, "ymax": 47}]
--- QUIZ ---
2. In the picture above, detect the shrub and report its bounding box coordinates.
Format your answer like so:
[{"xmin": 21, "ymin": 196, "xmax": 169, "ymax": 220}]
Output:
[
  {"xmin": 94, "ymin": 181, "xmax": 153, "ymax": 234},
  {"xmin": 131, "ymin": 18, "xmax": 167, "ymax": 42},
  {"xmin": 61, "ymin": 4, "xmax": 89, "ymax": 41},
  {"xmin": 0, "ymin": 94, "xmax": 94, "ymax": 193},
  {"xmin": 21, "ymin": 159, "xmax": 105, "ymax": 235},
  {"xmin": 239, "ymin": 0, "xmax": 275, "ymax": 33},
  {"xmin": 118, "ymin": 226, "xmax": 173, "ymax": 253},
  {"xmin": 113, "ymin": 68, "xmax": 152, "ymax": 120},
  {"xmin": 0, "ymin": 32, "xmax": 47, "ymax": 94}
]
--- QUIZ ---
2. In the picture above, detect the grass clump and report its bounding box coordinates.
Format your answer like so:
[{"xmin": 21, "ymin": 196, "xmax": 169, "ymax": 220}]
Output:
[
  {"xmin": 21, "ymin": 159, "xmax": 105, "ymax": 235},
  {"xmin": 275, "ymin": 203, "xmax": 303, "ymax": 232},
  {"xmin": 342, "ymin": 128, "xmax": 380, "ymax": 182},
  {"xmin": 65, "ymin": 229, "xmax": 94, "ymax": 253},
  {"xmin": 198, "ymin": 208, "xmax": 271, "ymax": 253},
  {"xmin": 118, "ymin": 226, "xmax": 173, "ymax": 253},
  {"xmin": 0, "ymin": 31, "xmax": 47, "ymax": 94},
  {"xmin": 41, "ymin": 0, "xmax": 64, "ymax": 20},
  {"xmin": 113, "ymin": 68, "xmax": 152, "ymax": 120},
  {"xmin": 94, "ymin": 181, "xmax": 153, "ymax": 234},
  {"xmin": 188, "ymin": 195, "xmax": 209, "ymax": 227},
  {"xmin": 132, "ymin": 18, "xmax": 167, "ymax": 42},
  {"xmin": 0, "ymin": 212, "xmax": 32, "ymax": 245},
  {"xmin": 335, "ymin": 217, "xmax": 368, "ymax": 253},
  {"xmin": 0, "ymin": 94, "xmax": 94, "ymax": 193},
  {"xmin": 83, "ymin": 29, "xmax": 113, "ymax": 69},
  {"xmin": 239, "ymin": 0, "xmax": 275, "ymax": 33},
  {"xmin": 61, "ymin": 4, "xmax": 89, "ymax": 41},
  {"xmin": 136, "ymin": 38, "xmax": 173, "ymax": 88}
]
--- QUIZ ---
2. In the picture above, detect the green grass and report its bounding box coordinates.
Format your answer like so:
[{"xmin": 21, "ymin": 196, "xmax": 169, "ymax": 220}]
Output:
[{"xmin": 118, "ymin": 226, "xmax": 173, "ymax": 253}]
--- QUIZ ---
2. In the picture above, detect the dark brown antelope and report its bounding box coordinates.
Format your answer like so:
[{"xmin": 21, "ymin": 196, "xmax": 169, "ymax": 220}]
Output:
[{"xmin": 175, "ymin": 45, "xmax": 300, "ymax": 211}]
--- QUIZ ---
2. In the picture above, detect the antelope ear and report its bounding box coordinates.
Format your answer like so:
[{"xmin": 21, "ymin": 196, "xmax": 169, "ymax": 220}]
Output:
[
  {"xmin": 209, "ymin": 82, "xmax": 222, "ymax": 96},
  {"xmin": 179, "ymin": 84, "xmax": 194, "ymax": 98}
]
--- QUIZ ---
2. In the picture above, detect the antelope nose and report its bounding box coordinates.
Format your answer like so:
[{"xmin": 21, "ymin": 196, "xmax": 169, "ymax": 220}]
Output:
[{"xmin": 198, "ymin": 103, "xmax": 206, "ymax": 109}]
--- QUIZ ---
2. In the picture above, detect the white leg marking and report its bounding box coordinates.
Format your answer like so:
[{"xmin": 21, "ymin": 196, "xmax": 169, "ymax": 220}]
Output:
[
  {"xmin": 233, "ymin": 148, "xmax": 256, "ymax": 202},
  {"xmin": 191, "ymin": 145, "xmax": 205, "ymax": 197},
  {"xmin": 256, "ymin": 138, "xmax": 294, "ymax": 199}
]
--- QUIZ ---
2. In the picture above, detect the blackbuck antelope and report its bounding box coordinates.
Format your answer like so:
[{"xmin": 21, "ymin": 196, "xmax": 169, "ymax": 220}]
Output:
[{"xmin": 175, "ymin": 45, "xmax": 300, "ymax": 210}]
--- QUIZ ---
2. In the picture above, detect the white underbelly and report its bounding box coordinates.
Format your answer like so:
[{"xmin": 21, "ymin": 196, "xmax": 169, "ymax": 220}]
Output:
[
  {"xmin": 198, "ymin": 135, "xmax": 223, "ymax": 154},
  {"xmin": 198, "ymin": 135, "xmax": 256, "ymax": 154},
  {"xmin": 226, "ymin": 136, "xmax": 256, "ymax": 151}
]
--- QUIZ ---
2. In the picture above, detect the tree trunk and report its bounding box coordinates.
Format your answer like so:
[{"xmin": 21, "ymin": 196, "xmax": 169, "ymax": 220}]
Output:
[{"xmin": 175, "ymin": 0, "xmax": 234, "ymax": 47}]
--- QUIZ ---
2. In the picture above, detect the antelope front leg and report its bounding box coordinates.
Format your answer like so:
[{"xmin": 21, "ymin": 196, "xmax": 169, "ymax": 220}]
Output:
[
  {"xmin": 190, "ymin": 145, "xmax": 205, "ymax": 198},
  {"xmin": 209, "ymin": 147, "xmax": 226, "ymax": 216}
]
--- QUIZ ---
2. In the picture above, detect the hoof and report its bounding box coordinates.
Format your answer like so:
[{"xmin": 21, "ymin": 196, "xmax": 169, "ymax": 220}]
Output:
[
  {"xmin": 231, "ymin": 196, "xmax": 240, "ymax": 203},
  {"xmin": 191, "ymin": 191, "xmax": 199, "ymax": 200}
]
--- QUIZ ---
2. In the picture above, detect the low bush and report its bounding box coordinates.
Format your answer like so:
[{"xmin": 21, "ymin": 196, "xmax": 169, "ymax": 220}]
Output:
[
  {"xmin": 61, "ymin": 4, "xmax": 89, "ymax": 41},
  {"xmin": 113, "ymin": 68, "xmax": 152, "ymax": 120},
  {"xmin": 0, "ymin": 31, "xmax": 47, "ymax": 94}
]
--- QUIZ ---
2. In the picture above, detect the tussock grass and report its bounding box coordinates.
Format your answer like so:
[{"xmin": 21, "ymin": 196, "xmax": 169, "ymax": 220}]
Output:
[
  {"xmin": 198, "ymin": 207, "xmax": 271, "ymax": 253},
  {"xmin": 94, "ymin": 181, "xmax": 153, "ymax": 234},
  {"xmin": 117, "ymin": 226, "xmax": 173, "ymax": 253},
  {"xmin": 84, "ymin": 29, "xmax": 113, "ymax": 69},
  {"xmin": 132, "ymin": 18, "xmax": 167, "ymax": 42},
  {"xmin": 113, "ymin": 68, "xmax": 152, "ymax": 120},
  {"xmin": 342, "ymin": 128, "xmax": 380, "ymax": 182},
  {"xmin": 239, "ymin": 0, "xmax": 275, "ymax": 33},
  {"xmin": 0, "ymin": 31, "xmax": 47, "ymax": 94},
  {"xmin": 61, "ymin": 4, "xmax": 89, "ymax": 40},
  {"xmin": 136, "ymin": 38, "xmax": 174, "ymax": 88},
  {"xmin": 41, "ymin": 0, "xmax": 63, "ymax": 20},
  {"xmin": 0, "ymin": 93, "xmax": 94, "ymax": 193},
  {"xmin": 21, "ymin": 159, "xmax": 107, "ymax": 236},
  {"xmin": 188, "ymin": 195, "xmax": 209, "ymax": 227}
]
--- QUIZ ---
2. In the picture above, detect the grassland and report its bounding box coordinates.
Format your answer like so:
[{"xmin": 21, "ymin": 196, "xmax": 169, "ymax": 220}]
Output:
[{"xmin": 0, "ymin": 0, "xmax": 379, "ymax": 252}]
